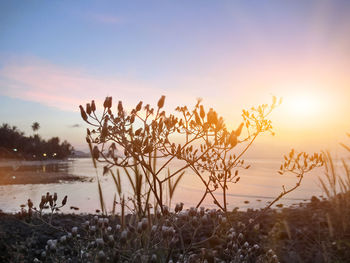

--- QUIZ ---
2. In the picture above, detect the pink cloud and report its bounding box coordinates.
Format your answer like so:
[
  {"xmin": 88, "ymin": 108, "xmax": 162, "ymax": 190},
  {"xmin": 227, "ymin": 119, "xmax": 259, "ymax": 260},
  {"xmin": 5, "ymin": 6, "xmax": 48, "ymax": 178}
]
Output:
[{"xmin": 0, "ymin": 58, "xmax": 160, "ymax": 111}]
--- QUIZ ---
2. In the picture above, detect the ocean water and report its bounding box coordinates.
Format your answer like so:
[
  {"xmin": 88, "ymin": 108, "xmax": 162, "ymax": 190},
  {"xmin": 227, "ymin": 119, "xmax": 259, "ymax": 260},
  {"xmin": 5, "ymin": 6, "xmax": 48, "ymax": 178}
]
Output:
[{"xmin": 0, "ymin": 158, "xmax": 328, "ymax": 213}]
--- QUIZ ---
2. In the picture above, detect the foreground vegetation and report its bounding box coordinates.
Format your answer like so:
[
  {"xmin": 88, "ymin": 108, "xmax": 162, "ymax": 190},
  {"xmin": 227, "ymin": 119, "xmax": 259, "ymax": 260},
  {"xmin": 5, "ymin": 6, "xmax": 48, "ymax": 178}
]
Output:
[
  {"xmin": 1, "ymin": 193, "xmax": 350, "ymax": 263},
  {"xmin": 1, "ymin": 96, "xmax": 349, "ymax": 262}
]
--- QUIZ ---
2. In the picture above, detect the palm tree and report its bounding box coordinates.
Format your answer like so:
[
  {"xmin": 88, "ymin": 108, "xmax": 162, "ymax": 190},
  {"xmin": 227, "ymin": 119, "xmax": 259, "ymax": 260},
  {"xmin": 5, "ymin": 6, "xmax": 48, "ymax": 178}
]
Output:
[{"xmin": 31, "ymin": 122, "xmax": 40, "ymax": 133}]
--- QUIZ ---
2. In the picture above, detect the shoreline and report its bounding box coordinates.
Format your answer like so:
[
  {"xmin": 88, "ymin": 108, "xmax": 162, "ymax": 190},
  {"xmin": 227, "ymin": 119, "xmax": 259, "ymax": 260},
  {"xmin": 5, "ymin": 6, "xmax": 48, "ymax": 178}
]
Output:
[
  {"xmin": 0, "ymin": 158, "xmax": 75, "ymax": 168},
  {"xmin": 0, "ymin": 171, "xmax": 92, "ymax": 185}
]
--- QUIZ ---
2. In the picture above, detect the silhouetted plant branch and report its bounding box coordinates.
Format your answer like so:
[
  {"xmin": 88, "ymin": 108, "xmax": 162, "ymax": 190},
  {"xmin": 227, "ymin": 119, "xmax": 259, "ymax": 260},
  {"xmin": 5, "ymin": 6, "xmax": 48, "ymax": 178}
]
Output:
[{"xmin": 80, "ymin": 95, "xmax": 282, "ymax": 214}]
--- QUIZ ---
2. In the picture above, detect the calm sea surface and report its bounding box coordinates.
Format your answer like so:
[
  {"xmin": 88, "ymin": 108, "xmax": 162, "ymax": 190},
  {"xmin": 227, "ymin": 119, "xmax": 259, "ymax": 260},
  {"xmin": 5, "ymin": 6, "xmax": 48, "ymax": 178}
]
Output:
[{"xmin": 0, "ymin": 158, "xmax": 329, "ymax": 213}]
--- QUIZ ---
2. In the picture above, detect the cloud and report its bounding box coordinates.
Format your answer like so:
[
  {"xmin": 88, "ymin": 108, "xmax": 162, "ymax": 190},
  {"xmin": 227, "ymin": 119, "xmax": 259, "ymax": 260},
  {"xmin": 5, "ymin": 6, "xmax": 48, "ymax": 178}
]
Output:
[
  {"xmin": 0, "ymin": 57, "xmax": 162, "ymax": 111},
  {"xmin": 69, "ymin": 124, "xmax": 81, "ymax": 128}
]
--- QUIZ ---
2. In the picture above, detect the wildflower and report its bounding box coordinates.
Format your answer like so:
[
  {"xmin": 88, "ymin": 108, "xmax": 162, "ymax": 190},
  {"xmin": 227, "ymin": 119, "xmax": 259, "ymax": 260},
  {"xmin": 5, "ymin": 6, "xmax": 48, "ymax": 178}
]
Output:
[
  {"xmin": 267, "ymin": 249, "xmax": 274, "ymax": 257},
  {"xmin": 84, "ymin": 220, "xmax": 90, "ymax": 230},
  {"xmin": 120, "ymin": 230, "xmax": 128, "ymax": 244},
  {"xmin": 179, "ymin": 211, "xmax": 189, "ymax": 221},
  {"xmin": 89, "ymin": 225, "xmax": 96, "ymax": 234},
  {"xmin": 137, "ymin": 222, "xmax": 143, "ymax": 234},
  {"xmin": 175, "ymin": 202, "xmax": 184, "ymax": 213},
  {"xmin": 163, "ymin": 205, "xmax": 170, "ymax": 215},
  {"xmin": 189, "ymin": 207, "xmax": 197, "ymax": 217},
  {"xmin": 96, "ymin": 238, "xmax": 104, "ymax": 248},
  {"xmin": 60, "ymin": 235, "xmax": 67, "ymax": 244},
  {"xmin": 108, "ymin": 235, "xmax": 115, "ymax": 247},
  {"xmin": 151, "ymin": 225, "xmax": 157, "ymax": 233},
  {"xmin": 150, "ymin": 254, "xmax": 157, "ymax": 263},
  {"xmin": 98, "ymin": 218, "xmax": 104, "ymax": 227},
  {"xmin": 49, "ymin": 243, "xmax": 56, "ymax": 253},
  {"xmin": 201, "ymin": 214, "xmax": 209, "ymax": 224},
  {"xmin": 71, "ymin": 227, "xmax": 78, "ymax": 237},
  {"xmin": 97, "ymin": 250, "xmax": 106, "ymax": 262},
  {"xmin": 191, "ymin": 216, "xmax": 199, "ymax": 227},
  {"xmin": 141, "ymin": 218, "xmax": 148, "ymax": 230}
]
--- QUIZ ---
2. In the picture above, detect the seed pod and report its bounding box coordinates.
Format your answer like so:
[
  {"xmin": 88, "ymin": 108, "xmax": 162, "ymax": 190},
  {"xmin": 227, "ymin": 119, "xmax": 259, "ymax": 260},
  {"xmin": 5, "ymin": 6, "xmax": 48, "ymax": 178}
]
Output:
[
  {"xmin": 91, "ymin": 100, "xmax": 96, "ymax": 112},
  {"xmin": 235, "ymin": 122, "xmax": 244, "ymax": 137},
  {"xmin": 135, "ymin": 128, "xmax": 142, "ymax": 136},
  {"xmin": 86, "ymin": 103, "xmax": 91, "ymax": 115},
  {"xmin": 79, "ymin": 105, "xmax": 88, "ymax": 121},
  {"xmin": 194, "ymin": 110, "xmax": 201, "ymax": 125},
  {"xmin": 53, "ymin": 192, "xmax": 57, "ymax": 202},
  {"xmin": 207, "ymin": 108, "xmax": 215, "ymax": 125},
  {"xmin": 157, "ymin": 95, "xmax": 165, "ymax": 109},
  {"xmin": 27, "ymin": 199, "xmax": 33, "ymax": 209},
  {"xmin": 130, "ymin": 114, "xmax": 135, "ymax": 123},
  {"xmin": 103, "ymin": 97, "xmax": 111, "ymax": 108},
  {"xmin": 62, "ymin": 195, "xmax": 67, "ymax": 206},
  {"xmin": 200, "ymin": 105, "xmax": 205, "ymax": 119},
  {"xmin": 118, "ymin": 101, "xmax": 123, "ymax": 113},
  {"xmin": 136, "ymin": 101, "xmax": 142, "ymax": 111},
  {"xmin": 229, "ymin": 132, "xmax": 237, "ymax": 147},
  {"xmin": 48, "ymin": 195, "xmax": 53, "ymax": 207}
]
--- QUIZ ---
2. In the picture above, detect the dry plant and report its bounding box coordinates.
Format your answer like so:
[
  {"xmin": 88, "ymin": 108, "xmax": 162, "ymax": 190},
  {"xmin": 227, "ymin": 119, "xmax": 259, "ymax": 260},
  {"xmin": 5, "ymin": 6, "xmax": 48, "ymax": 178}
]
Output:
[
  {"xmin": 80, "ymin": 96, "xmax": 282, "ymax": 214},
  {"xmin": 318, "ymin": 135, "xmax": 350, "ymax": 236}
]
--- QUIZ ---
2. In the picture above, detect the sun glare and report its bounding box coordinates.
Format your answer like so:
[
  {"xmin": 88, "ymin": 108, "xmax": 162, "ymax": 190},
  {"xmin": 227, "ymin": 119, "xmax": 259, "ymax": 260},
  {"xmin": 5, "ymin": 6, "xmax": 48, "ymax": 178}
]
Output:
[{"xmin": 286, "ymin": 94, "xmax": 319, "ymax": 116}]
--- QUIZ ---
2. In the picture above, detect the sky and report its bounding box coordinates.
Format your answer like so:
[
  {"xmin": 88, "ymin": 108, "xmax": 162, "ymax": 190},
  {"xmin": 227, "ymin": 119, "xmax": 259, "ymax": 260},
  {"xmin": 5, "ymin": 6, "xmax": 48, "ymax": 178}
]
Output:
[{"xmin": 0, "ymin": 0, "xmax": 350, "ymax": 157}]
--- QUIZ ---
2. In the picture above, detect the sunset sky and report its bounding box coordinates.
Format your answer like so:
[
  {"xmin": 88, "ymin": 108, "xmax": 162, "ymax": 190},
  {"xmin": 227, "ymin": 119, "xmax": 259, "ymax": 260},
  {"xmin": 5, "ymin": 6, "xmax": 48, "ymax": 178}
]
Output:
[{"xmin": 1, "ymin": 0, "xmax": 349, "ymax": 156}]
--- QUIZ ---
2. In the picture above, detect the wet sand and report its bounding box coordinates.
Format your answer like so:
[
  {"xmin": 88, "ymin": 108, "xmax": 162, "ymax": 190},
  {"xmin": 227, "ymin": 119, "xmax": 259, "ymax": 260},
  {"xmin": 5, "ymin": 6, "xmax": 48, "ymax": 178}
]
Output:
[{"xmin": 0, "ymin": 171, "xmax": 91, "ymax": 185}]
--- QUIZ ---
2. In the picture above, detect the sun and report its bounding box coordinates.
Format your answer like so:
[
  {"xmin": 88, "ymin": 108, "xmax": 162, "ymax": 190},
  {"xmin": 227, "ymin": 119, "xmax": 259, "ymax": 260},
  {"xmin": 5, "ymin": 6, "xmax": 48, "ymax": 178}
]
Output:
[{"xmin": 285, "ymin": 93, "xmax": 320, "ymax": 116}]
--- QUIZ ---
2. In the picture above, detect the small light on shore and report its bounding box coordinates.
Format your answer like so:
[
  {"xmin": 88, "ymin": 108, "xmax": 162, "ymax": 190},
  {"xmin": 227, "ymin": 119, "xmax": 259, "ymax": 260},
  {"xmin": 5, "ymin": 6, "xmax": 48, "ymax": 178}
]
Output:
[
  {"xmin": 43, "ymin": 153, "xmax": 47, "ymax": 157},
  {"xmin": 13, "ymin": 148, "xmax": 17, "ymax": 152},
  {"xmin": 53, "ymin": 153, "xmax": 57, "ymax": 157}
]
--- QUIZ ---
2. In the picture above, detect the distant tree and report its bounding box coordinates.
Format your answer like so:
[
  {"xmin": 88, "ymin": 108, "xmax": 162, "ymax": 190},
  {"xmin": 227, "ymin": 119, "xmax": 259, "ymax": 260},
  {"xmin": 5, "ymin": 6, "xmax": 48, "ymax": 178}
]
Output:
[
  {"xmin": 0, "ymin": 123, "xmax": 73, "ymax": 159},
  {"xmin": 31, "ymin": 122, "xmax": 40, "ymax": 133}
]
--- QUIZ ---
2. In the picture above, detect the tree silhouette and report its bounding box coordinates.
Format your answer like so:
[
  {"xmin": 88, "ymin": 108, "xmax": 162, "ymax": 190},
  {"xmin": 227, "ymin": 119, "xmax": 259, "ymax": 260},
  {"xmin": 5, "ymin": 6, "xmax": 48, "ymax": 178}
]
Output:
[{"xmin": 31, "ymin": 122, "xmax": 40, "ymax": 133}]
